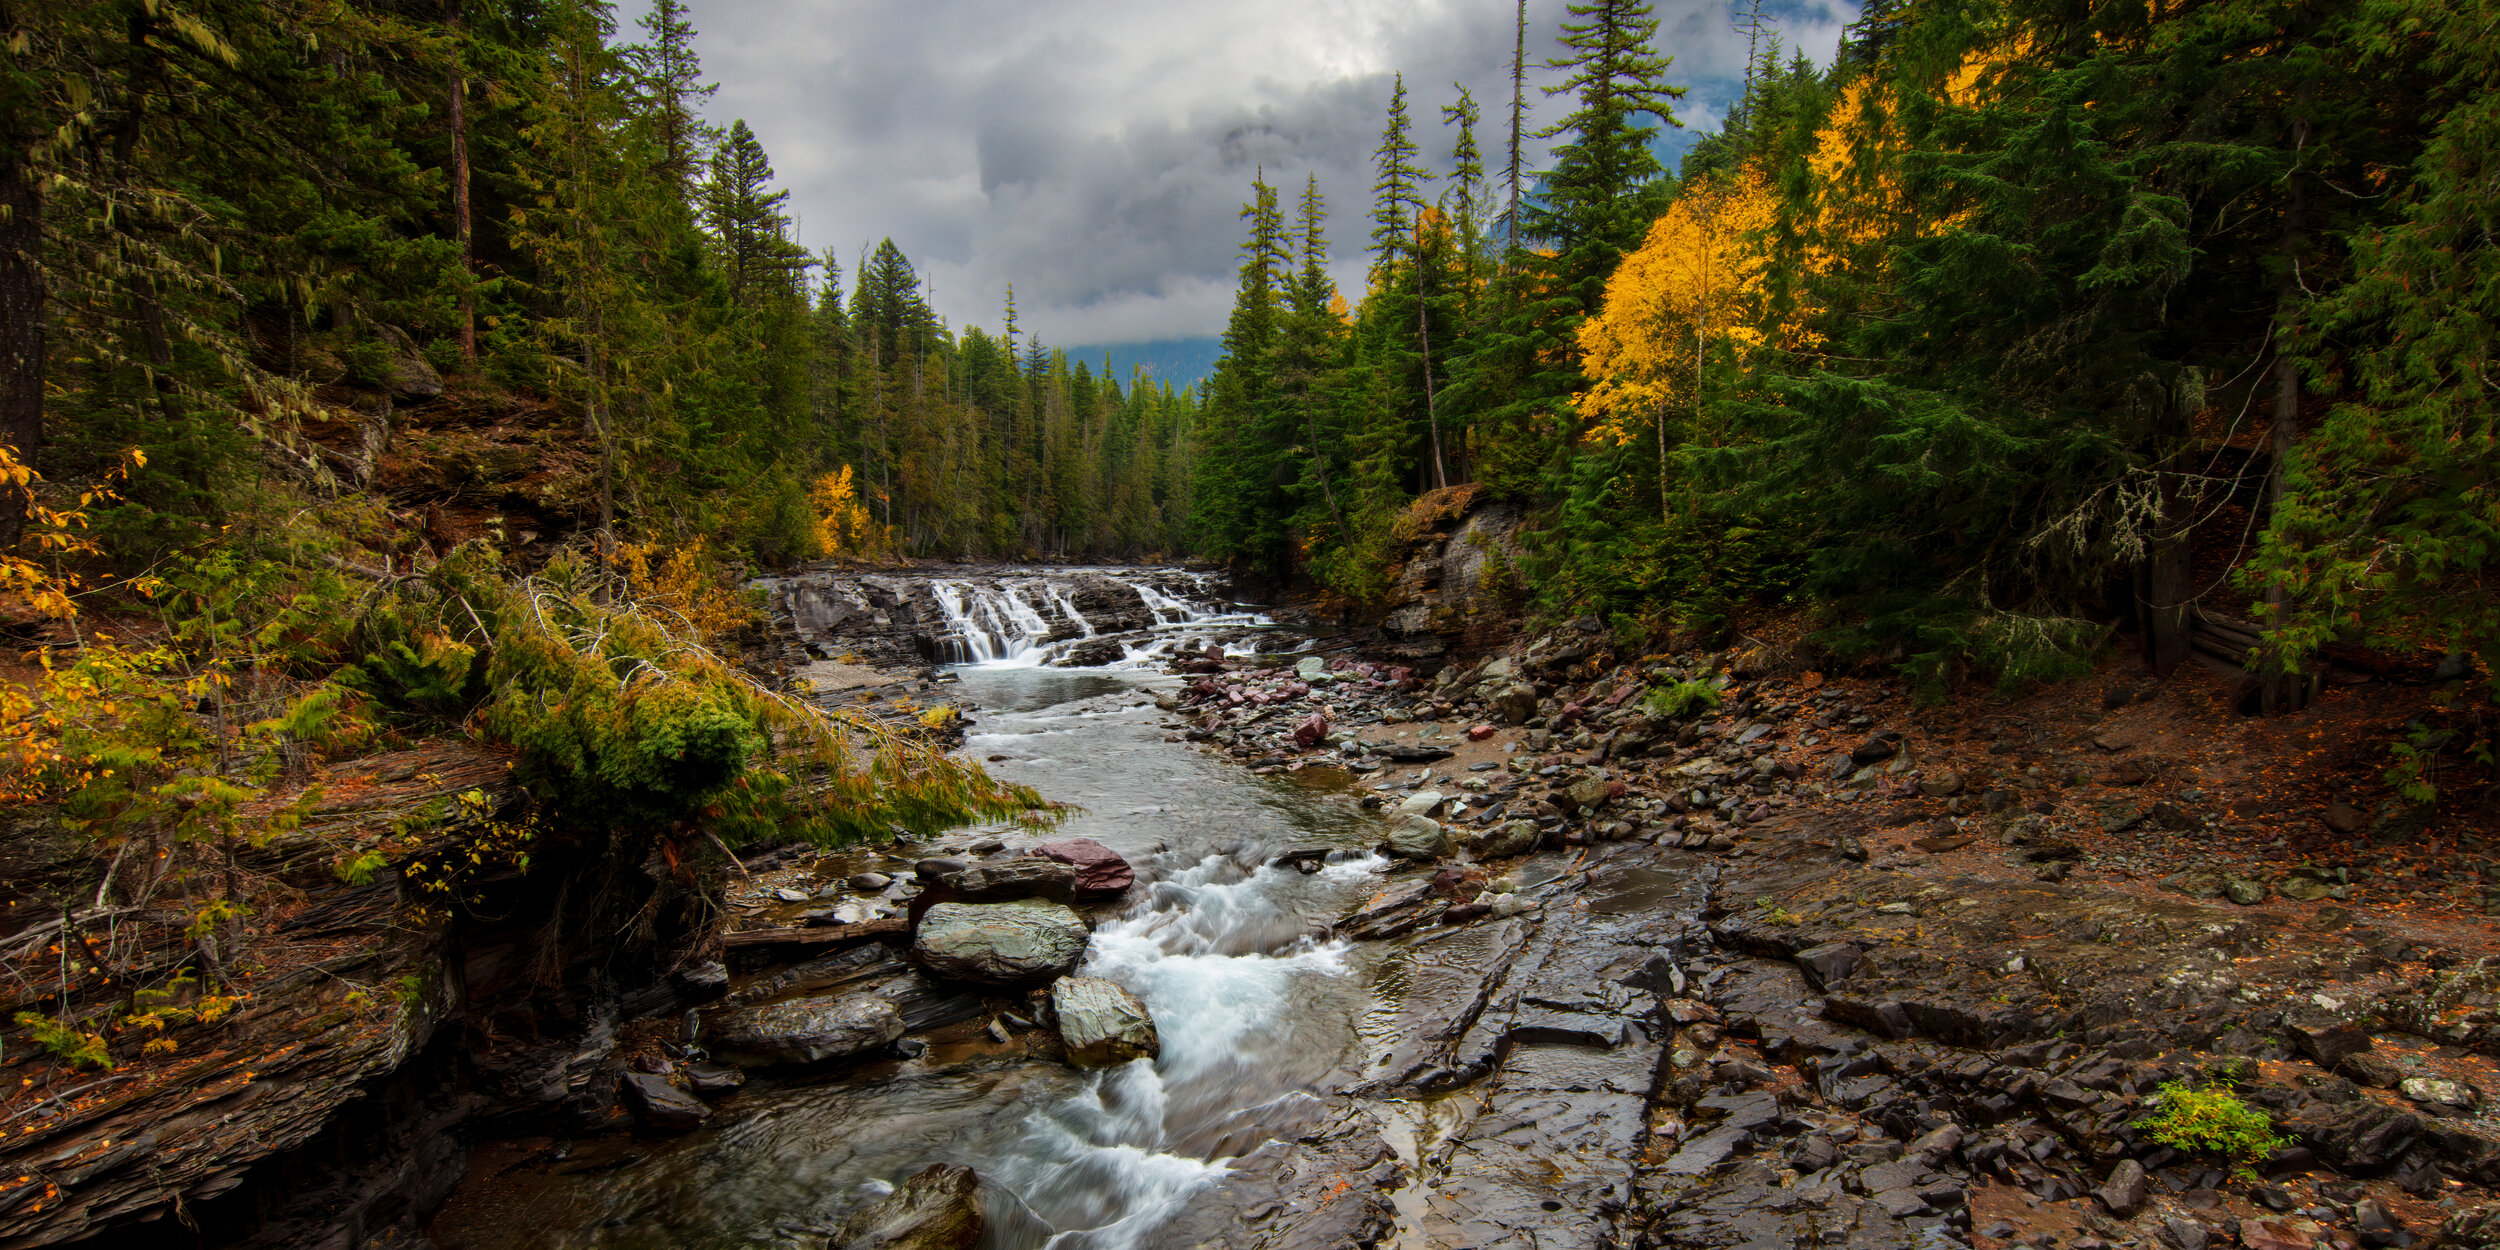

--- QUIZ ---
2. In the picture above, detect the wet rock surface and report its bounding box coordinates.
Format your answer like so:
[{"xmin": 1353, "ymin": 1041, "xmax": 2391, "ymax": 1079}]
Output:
[
  {"xmin": 910, "ymin": 901, "xmax": 1091, "ymax": 985},
  {"xmin": 829, "ymin": 1162, "xmax": 983, "ymax": 1249},
  {"xmin": 704, "ymin": 992, "xmax": 907, "ymax": 1066},
  {"xmin": 1048, "ymin": 976, "xmax": 1158, "ymax": 1067}
]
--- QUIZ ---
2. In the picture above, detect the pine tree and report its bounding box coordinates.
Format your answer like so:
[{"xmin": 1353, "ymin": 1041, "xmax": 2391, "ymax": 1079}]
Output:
[
  {"xmin": 1368, "ymin": 75, "xmax": 1432, "ymax": 271},
  {"xmin": 1530, "ymin": 0, "xmax": 1686, "ymax": 315},
  {"xmin": 702, "ymin": 121, "xmax": 812, "ymax": 303},
  {"xmin": 631, "ymin": 0, "xmax": 716, "ymax": 188}
]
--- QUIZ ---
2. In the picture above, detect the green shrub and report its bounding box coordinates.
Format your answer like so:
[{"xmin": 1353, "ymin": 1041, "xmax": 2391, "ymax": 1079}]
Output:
[
  {"xmin": 2136, "ymin": 1081, "xmax": 2285, "ymax": 1181},
  {"xmin": 1645, "ymin": 678, "xmax": 1724, "ymax": 720}
]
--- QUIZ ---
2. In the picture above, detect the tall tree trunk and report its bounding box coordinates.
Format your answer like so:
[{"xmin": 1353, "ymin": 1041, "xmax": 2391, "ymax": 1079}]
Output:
[
  {"xmin": 2260, "ymin": 113, "xmax": 2312, "ymax": 712},
  {"xmin": 448, "ymin": 0, "xmax": 475, "ymax": 362},
  {"xmin": 0, "ymin": 132, "xmax": 44, "ymax": 547},
  {"xmin": 2132, "ymin": 380, "xmax": 2195, "ymax": 676}
]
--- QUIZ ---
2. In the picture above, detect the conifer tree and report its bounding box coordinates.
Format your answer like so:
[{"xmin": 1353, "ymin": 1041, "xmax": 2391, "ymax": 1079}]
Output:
[{"xmin": 703, "ymin": 121, "xmax": 812, "ymax": 303}]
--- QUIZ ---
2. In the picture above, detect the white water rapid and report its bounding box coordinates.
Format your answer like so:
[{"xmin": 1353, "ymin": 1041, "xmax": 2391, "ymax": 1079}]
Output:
[{"xmin": 924, "ymin": 570, "xmax": 1267, "ymax": 669}]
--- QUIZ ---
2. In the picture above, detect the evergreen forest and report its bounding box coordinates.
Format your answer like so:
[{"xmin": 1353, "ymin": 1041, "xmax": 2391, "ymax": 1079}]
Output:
[{"xmin": 1190, "ymin": 0, "xmax": 2500, "ymax": 765}]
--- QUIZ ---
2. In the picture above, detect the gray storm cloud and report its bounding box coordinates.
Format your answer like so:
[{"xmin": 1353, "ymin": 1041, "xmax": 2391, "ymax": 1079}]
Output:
[{"xmin": 642, "ymin": 0, "xmax": 1855, "ymax": 346}]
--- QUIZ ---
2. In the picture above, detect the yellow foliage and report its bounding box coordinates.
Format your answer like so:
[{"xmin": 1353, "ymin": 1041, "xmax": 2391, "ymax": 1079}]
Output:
[
  {"xmin": 809, "ymin": 465, "xmax": 893, "ymax": 563},
  {"xmin": 1578, "ymin": 175, "xmax": 1780, "ymax": 445},
  {"xmin": 607, "ymin": 536, "xmax": 753, "ymax": 644}
]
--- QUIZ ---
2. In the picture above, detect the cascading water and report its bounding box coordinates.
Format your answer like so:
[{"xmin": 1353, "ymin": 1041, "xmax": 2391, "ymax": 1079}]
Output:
[{"xmin": 921, "ymin": 570, "xmax": 1265, "ymax": 669}]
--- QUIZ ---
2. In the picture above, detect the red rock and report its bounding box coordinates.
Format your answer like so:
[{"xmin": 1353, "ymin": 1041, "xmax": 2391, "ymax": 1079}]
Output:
[
  {"xmin": 1035, "ymin": 838, "xmax": 1135, "ymax": 896},
  {"xmin": 1468, "ymin": 723, "xmax": 1497, "ymax": 741},
  {"xmin": 1293, "ymin": 712, "xmax": 1329, "ymax": 748}
]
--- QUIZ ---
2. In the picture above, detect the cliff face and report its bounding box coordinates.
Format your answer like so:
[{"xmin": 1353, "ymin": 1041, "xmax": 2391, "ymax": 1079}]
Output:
[{"xmin": 0, "ymin": 742, "xmax": 722, "ymax": 1249}]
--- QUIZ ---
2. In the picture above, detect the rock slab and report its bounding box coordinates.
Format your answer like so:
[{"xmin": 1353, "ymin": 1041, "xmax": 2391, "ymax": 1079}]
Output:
[
  {"xmin": 944, "ymin": 857, "xmax": 1079, "ymax": 903},
  {"xmin": 914, "ymin": 901, "xmax": 1091, "ymax": 984},
  {"xmin": 705, "ymin": 993, "xmax": 905, "ymax": 1066}
]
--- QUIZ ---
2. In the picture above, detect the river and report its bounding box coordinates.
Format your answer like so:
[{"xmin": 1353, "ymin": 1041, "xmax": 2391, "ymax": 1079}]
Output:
[{"xmin": 433, "ymin": 591, "xmax": 1408, "ymax": 1249}]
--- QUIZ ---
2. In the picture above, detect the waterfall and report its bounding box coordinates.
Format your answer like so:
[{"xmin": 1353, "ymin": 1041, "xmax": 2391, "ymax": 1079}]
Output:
[{"xmin": 919, "ymin": 571, "xmax": 1265, "ymax": 670}]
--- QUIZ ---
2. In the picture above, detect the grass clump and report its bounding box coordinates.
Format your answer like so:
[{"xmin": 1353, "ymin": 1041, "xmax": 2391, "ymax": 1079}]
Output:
[
  {"xmin": 2136, "ymin": 1081, "xmax": 2285, "ymax": 1181},
  {"xmin": 1644, "ymin": 678, "xmax": 1724, "ymax": 720}
]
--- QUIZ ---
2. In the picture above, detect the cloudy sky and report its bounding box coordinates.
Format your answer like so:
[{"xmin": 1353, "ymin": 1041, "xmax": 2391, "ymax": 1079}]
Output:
[{"xmin": 631, "ymin": 0, "xmax": 1855, "ymax": 349}]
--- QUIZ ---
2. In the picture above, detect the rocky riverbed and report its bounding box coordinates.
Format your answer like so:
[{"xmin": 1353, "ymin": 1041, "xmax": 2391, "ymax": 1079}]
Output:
[{"xmin": 417, "ymin": 586, "xmax": 2500, "ymax": 1250}]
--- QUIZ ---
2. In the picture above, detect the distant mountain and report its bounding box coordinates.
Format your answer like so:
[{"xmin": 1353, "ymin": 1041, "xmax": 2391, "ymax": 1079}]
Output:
[{"xmin": 1065, "ymin": 337, "xmax": 1224, "ymax": 393}]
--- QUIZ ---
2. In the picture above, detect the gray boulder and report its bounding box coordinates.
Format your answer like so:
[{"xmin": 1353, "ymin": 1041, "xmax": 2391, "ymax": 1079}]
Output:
[
  {"xmin": 1051, "ymin": 976, "xmax": 1159, "ymax": 1067},
  {"xmin": 1466, "ymin": 819, "xmax": 1539, "ymax": 859},
  {"xmin": 1383, "ymin": 813, "xmax": 1448, "ymax": 860},
  {"xmin": 914, "ymin": 900, "xmax": 1091, "ymax": 985},
  {"xmin": 833, "ymin": 1162, "xmax": 983, "ymax": 1250},
  {"xmin": 706, "ymin": 993, "xmax": 905, "ymax": 1066},
  {"xmin": 946, "ymin": 857, "xmax": 1079, "ymax": 903}
]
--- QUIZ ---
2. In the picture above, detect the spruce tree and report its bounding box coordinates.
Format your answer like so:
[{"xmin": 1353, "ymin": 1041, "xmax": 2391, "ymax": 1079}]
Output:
[{"xmin": 702, "ymin": 121, "xmax": 812, "ymax": 303}]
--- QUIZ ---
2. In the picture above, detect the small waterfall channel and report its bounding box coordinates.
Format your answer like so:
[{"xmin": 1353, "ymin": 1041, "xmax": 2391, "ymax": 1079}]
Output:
[
  {"xmin": 434, "ymin": 574, "xmax": 1392, "ymax": 1250},
  {"xmin": 765, "ymin": 566, "xmax": 1270, "ymax": 672}
]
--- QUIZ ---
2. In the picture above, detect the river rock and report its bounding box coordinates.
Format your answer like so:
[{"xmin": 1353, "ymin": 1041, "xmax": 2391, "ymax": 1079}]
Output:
[
  {"xmin": 1058, "ymin": 639, "xmax": 1124, "ymax": 667},
  {"xmin": 1034, "ymin": 838, "xmax": 1135, "ymax": 896},
  {"xmin": 1467, "ymin": 819, "xmax": 1539, "ymax": 859},
  {"xmin": 1397, "ymin": 790, "xmax": 1447, "ymax": 818},
  {"xmin": 1494, "ymin": 682, "xmax": 1539, "ymax": 725},
  {"xmin": 1051, "ymin": 976, "xmax": 1160, "ymax": 1067},
  {"xmin": 2094, "ymin": 1158, "xmax": 2149, "ymax": 1216},
  {"xmin": 1293, "ymin": 711, "xmax": 1329, "ymax": 747},
  {"xmin": 683, "ymin": 1061, "xmax": 745, "ymax": 1096},
  {"xmin": 1560, "ymin": 775, "xmax": 1614, "ymax": 814},
  {"xmin": 832, "ymin": 1162, "xmax": 983, "ymax": 1250},
  {"xmin": 1384, "ymin": 814, "xmax": 1448, "ymax": 860},
  {"xmin": 619, "ymin": 1070, "xmax": 711, "ymax": 1131},
  {"xmin": 947, "ymin": 857, "xmax": 1078, "ymax": 902},
  {"xmin": 705, "ymin": 993, "xmax": 905, "ymax": 1066},
  {"xmin": 2403, "ymin": 1077, "xmax": 2478, "ymax": 1108},
  {"xmin": 913, "ymin": 901, "xmax": 1091, "ymax": 984}
]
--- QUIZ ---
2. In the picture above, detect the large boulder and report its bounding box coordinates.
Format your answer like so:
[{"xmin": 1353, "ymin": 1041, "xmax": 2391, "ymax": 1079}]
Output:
[
  {"xmin": 945, "ymin": 857, "xmax": 1078, "ymax": 903},
  {"xmin": 1051, "ymin": 977, "xmax": 1160, "ymax": 1067},
  {"xmin": 913, "ymin": 901, "xmax": 1091, "ymax": 985},
  {"xmin": 1383, "ymin": 814, "xmax": 1448, "ymax": 861},
  {"xmin": 833, "ymin": 1163, "xmax": 983, "ymax": 1250},
  {"xmin": 1034, "ymin": 838, "xmax": 1135, "ymax": 896},
  {"xmin": 705, "ymin": 993, "xmax": 904, "ymax": 1066}
]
